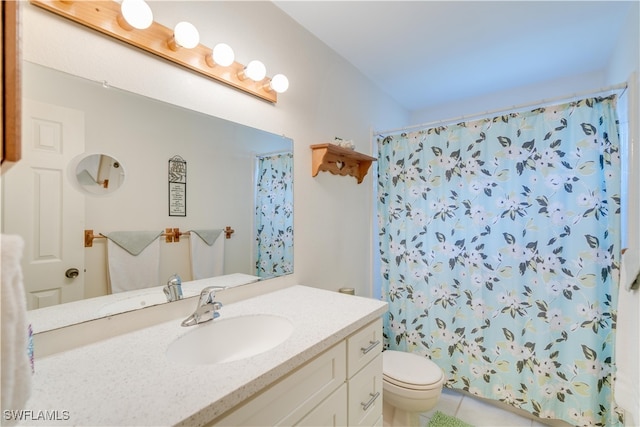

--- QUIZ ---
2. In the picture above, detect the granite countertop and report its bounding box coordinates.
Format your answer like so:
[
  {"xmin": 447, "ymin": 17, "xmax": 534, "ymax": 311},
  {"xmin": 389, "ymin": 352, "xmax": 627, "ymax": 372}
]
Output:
[{"xmin": 20, "ymin": 285, "xmax": 387, "ymax": 426}]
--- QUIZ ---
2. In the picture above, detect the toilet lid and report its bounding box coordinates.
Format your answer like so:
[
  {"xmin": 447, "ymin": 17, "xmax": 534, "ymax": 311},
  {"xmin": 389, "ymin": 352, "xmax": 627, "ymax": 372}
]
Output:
[{"xmin": 383, "ymin": 350, "xmax": 443, "ymax": 389}]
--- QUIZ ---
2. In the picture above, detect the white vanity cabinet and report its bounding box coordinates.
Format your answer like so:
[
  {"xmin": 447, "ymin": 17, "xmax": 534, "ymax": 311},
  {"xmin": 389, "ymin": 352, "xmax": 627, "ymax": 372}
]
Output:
[{"xmin": 209, "ymin": 318, "xmax": 383, "ymax": 427}]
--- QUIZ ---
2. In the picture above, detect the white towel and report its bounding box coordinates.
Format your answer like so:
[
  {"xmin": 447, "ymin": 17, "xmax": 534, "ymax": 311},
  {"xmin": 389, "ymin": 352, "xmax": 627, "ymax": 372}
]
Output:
[
  {"xmin": 189, "ymin": 230, "xmax": 224, "ymax": 280},
  {"xmin": 107, "ymin": 238, "xmax": 160, "ymax": 293},
  {"xmin": 621, "ymin": 248, "xmax": 640, "ymax": 291},
  {"xmin": 1, "ymin": 235, "xmax": 32, "ymax": 422},
  {"xmin": 614, "ymin": 249, "xmax": 640, "ymax": 425}
]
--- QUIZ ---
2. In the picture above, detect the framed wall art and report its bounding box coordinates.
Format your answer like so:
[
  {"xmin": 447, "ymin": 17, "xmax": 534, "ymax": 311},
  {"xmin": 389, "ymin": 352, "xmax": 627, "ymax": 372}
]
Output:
[{"xmin": 168, "ymin": 155, "xmax": 186, "ymax": 216}]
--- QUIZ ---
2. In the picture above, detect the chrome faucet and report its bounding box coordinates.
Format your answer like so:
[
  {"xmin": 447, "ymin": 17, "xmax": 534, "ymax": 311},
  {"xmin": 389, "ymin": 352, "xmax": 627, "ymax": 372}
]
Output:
[
  {"xmin": 181, "ymin": 285, "xmax": 226, "ymax": 327},
  {"xmin": 163, "ymin": 274, "xmax": 183, "ymax": 302}
]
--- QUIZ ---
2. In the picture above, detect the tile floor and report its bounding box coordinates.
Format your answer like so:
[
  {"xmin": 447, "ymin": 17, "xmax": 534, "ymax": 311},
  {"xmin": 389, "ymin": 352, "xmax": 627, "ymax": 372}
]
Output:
[{"xmin": 419, "ymin": 388, "xmax": 572, "ymax": 427}]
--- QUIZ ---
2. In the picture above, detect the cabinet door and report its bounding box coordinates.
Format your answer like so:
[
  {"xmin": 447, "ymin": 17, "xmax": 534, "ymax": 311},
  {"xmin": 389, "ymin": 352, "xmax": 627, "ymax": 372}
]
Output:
[
  {"xmin": 1, "ymin": 0, "xmax": 21, "ymax": 168},
  {"xmin": 348, "ymin": 354, "xmax": 383, "ymax": 427},
  {"xmin": 210, "ymin": 342, "xmax": 346, "ymax": 426},
  {"xmin": 294, "ymin": 384, "xmax": 347, "ymax": 427},
  {"xmin": 347, "ymin": 319, "xmax": 383, "ymax": 378}
]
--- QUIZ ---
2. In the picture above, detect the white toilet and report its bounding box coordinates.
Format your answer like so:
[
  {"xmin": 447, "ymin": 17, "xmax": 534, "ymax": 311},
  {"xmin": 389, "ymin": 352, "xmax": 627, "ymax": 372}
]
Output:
[{"xmin": 382, "ymin": 350, "xmax": 445, "ymax": 427}]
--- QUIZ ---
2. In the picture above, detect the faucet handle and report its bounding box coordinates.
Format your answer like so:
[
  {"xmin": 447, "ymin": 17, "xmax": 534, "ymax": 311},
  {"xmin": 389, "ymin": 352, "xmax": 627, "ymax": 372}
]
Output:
[
  {"xmin": 199, "ymin": 285, "xmax": 227, "ymax": 304},
  {"xmin": 167, "ymin": 273, "xmax": 182, "ymax": 287}
]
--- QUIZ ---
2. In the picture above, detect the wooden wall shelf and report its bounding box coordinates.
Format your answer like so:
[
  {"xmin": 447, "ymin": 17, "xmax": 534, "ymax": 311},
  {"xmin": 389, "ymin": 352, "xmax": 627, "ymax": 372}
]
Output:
[{"xmin": 310, "ymin": 143, "xmax": 376, "ymax": 184}]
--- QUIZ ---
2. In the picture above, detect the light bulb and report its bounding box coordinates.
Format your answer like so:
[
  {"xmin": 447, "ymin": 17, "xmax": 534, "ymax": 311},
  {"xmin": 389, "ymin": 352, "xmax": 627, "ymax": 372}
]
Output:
[
  {"xmin": 207, "ymin": 43, "xmax": 235, "ymax": 67},
  {"xmin": 118, "ymin": 0, "xmax": 153, "ymax": 30},
  {"xmin": 269, "ymin": 74, "xmax": 289, "ymax": 93},
  {"xmin": 169, "ymin": 21, "xmax": 199, "ymax": 50},
  {"xmin": 242, "ymin": 60, "xmax": 267, "ymax": 82}
]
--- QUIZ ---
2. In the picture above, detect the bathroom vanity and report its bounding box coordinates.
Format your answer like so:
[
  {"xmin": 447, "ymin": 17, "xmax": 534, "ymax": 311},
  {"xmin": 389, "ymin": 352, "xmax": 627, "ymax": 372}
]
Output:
[
  {"xmin": 20, "ymin": 285, "xmax": 387, "ymax": 426},
  {"xmin": 210, "ymin": 317, "xmax": 384, "ymax": 426}
]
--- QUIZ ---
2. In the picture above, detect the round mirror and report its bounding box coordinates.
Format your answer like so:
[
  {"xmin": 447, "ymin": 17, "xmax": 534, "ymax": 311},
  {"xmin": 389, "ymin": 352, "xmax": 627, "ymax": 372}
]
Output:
[{"xmin": 74, "ymin": 153, "xmax": 125, "ymax": 195}]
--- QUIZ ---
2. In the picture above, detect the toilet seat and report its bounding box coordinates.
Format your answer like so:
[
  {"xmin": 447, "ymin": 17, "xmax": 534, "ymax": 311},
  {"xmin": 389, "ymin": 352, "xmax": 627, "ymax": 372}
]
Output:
[{"xmin": 383, "ymin": 350, "xmax": 444, "ymax": 391}]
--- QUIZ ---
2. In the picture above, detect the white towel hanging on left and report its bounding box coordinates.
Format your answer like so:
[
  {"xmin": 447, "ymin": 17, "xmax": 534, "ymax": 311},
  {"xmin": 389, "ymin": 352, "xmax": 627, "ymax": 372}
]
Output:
[
  {"xmin": 106, "ymin": 231, "xmax": 161, "ymax": 293},
  {"xmin": 1, "ymin": 235, "xmax": 32, "ymax": 422}
]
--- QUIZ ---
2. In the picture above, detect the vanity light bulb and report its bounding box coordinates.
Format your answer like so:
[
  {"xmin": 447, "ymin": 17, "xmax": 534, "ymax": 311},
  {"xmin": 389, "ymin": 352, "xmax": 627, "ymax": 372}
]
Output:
[
  {"xmin": 270, "ymin": 74, "xmax": 289, "ymax": 94},
  {"xmin": 244, "ymin": 60, "xmax": 267, "ymax": 82},
  {"xmin": 173, "ymin": 21, "xmax": 200, "ymax": 49},
  {"xmin": 212, "ymin": 43, "xmax": 235, "ymax": 67},
  {"xmin": 119, "ymin": 0, "xmax": 153, "ymax": 30}
]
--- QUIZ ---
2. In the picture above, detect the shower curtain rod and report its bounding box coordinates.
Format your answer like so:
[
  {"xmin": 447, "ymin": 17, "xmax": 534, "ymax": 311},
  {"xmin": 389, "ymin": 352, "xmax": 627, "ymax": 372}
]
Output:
[{"xmin": 374, "ymin": 81, "xmax": 628, "ymax": 137}]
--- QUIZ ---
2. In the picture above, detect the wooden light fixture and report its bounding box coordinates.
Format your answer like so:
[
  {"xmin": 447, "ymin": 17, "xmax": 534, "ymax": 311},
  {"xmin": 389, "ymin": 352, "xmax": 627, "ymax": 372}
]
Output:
[{"xmin": 30, "ymin": 0, "xmax": 285, "ymax": 103}]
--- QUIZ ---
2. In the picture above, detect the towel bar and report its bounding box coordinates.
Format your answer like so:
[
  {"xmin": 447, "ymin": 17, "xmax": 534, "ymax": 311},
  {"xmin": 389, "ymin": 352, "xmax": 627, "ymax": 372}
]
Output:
[
  {"xmin": 166, "ymin": 226, "xmax": 235, "ymax": 243},
  {"xmin": 84, "ymin": 226, "xmax": 235, "ymax": 247}
]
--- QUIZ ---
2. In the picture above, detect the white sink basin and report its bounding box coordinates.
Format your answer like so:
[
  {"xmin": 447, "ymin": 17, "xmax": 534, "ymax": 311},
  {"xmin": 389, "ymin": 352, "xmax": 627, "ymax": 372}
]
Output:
[
  {"xmin": 98, "ymin": 292, "xmax": 167, "ymax": 316},
  {"xmin": 166, "ymin": 314, "xmax": 294, "ymax": 365}
]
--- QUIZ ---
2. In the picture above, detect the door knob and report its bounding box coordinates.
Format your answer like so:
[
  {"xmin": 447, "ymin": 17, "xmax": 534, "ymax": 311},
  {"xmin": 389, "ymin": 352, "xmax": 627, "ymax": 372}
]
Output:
[{"xmin": 65, "ymin": 268, "xmax": 80, "ymax": 279}]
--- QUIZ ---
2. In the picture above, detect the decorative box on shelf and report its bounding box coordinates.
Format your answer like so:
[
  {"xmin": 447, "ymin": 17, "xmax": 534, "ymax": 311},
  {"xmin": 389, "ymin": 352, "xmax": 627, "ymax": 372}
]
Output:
[{"xmin": 310, "ymin": 143, "xmax": 377, "ymax": 184}]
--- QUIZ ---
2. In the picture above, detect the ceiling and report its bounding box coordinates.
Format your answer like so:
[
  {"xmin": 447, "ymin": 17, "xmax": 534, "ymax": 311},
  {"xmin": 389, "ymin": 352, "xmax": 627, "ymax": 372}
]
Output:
[{"xmin": 273, "ymin": 1, "xmax": 635, "ymax": 113}]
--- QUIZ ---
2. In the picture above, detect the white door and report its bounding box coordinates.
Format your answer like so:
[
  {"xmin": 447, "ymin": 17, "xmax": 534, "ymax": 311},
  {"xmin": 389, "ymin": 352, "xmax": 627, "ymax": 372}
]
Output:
[{"xmin": 1, "ymin": 99, "xmax": 85, "ymax": 309}]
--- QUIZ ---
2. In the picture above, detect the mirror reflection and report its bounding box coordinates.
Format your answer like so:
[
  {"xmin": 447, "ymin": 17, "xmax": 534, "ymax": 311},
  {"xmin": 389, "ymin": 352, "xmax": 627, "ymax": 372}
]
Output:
[
  {"xmin": 75, "ymin": 153, "xmax": 125, "ymax": 195},
  {"xmin": 2, "ymin": 62, "xmax": 293, "ymax": 325}
]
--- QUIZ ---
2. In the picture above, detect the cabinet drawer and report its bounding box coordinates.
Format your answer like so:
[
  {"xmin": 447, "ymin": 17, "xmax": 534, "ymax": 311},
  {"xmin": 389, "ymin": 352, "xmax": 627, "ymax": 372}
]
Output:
[
  {"xmin": 347, "ymin": 318, "xmax": 383, "ymax": 378},
  {"xmin": 348, "ymin": 354, "xmax": 383, "ymax": 427},
  {"xmin": 211, "ymin": 341, "xmax": 346, "ymax": 426}
]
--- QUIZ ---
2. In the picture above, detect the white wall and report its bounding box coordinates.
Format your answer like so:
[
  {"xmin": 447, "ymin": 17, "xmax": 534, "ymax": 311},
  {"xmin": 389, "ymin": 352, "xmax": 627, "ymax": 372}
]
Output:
[{"xmin": 21, "ymin": 1, "xmax": 409, "ymax": 298}]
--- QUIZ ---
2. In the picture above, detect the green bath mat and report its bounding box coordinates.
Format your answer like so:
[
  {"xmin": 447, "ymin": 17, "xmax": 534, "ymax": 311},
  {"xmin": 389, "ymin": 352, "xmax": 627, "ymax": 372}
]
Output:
[{"xmin": 427, "ymin": 411, "xmax": 474, "ymax": 427}]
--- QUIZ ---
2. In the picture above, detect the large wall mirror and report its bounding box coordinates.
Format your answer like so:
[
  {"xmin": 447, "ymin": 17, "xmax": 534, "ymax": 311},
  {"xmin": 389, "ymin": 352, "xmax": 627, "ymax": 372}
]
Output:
[{"xmin": 1, "ymin": 61, "xmax": 293, "ymax": 329}]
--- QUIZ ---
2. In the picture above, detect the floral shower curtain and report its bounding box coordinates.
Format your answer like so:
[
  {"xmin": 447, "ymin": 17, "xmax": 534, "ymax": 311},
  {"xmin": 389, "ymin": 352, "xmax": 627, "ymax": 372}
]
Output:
[
  {"xmin": 254, "ymin": 152, "xmax": 294, "ymax": 278},
  {"xmin": 377, "ymin": 96, "xmax": 622, "ymax": 426}
]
